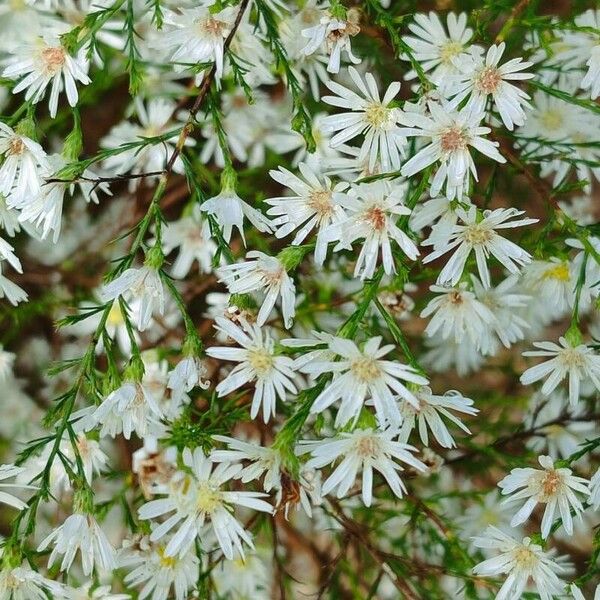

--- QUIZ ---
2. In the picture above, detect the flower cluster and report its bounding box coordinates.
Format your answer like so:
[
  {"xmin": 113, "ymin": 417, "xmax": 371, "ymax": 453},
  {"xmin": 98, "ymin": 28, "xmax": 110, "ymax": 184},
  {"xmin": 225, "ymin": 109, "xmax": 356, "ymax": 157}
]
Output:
[{"xmin": 0, "ymin": 2, "xmax": 599, "ymax": 599}]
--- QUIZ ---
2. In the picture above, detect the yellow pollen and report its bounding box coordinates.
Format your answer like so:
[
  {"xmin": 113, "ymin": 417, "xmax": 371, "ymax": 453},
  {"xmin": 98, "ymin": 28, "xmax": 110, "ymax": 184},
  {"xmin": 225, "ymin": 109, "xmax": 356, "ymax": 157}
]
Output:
[
  {"xmin": 439, "ymin": 41, "xmax": 463, "ymax": 64},
  {"xmin": 350, "ymin": 356, "xmax": 381, "ymax": 383},
  {"xmin": 513, "ymin": 546, "xmax": 538, "ymax": 570},
  {"xmin": 308, "ymin": 189, "xmax": 333, "ymax": 217},
  {"xmin": 559, "ymin": 347, "xmax": 585, "ymax": 368},
  {"xmin": 196, "ymin": 483, "xmax": 222, "ymax": 513},
  {"xmin": 365, "ymin": 104, "xmax": 392, "ymax": 128},
  {"xmin": 247, "ymin": 348, "xmax": 274, "ymax": 376},
  {"xmin": 41, "ymin": 46, "xmax": 66, "ymax": 75},
  {"xmin": 107, "ymin": 302, "xmax": 125, "ymax": 326},
  {"xmin": 539, "ymin": 109, "xmax": 564, "ymax": 131},
  {"xmin": 542, "ymin": 263, "xmax": 570, "ymax": 281},
  {"xmin": 355, "ymin": 434, "xmax": 382, "ymax": 458},
  {"xmin": 440, "ymin": 127, "xmax": 468, "ymax": 152},
  {"xmin": 463, "ymin": 223, "xmax": 493, "ymax": 245},
  {"xmin": 475, "ymin": 66, "xmax": 503, "ymax": 94},
  {"xmin": 158, "ymin": 546, "xmax": 177, "ymax": 569}
]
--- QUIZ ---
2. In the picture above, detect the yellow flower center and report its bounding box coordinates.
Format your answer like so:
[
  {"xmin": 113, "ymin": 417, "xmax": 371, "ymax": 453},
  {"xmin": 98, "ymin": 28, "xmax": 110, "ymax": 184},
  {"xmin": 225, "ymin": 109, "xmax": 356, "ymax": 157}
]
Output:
[
  {"xmin": 8, "ymin": 137, "xmax": 24, "ymax": 156},
  {"xmin": 463, "ymin": 223, "xmax": 493, "ymax": 245},
  {"xmin": 308, "ymin": 189, "xmax": 333, "ymax": 217},
  {"xmin": 539, "ymin": 109, "xmax": 564, "ymax": 131},
  {"xmin": 542, "ymin": 262, "xmax": 570, "ymax": 281},
  {"xmin": 158, "ymin": 546, "xmax": 177, "ymax": 569},
  {"xmin": 513, "ymin": 546, "xmax": 538, "ymax": 570},
  {"xmin": 355, "ymin": 434, "xmax": 382, "ymax": 458},
  {"xmin": 196, "ymin": 483, "xmax": 222, "ymax": 514},
  {"xmin": 107, "ymin": 302, "xmax": 125, "ymax": 326},
  {"xmin": 559, "ymin": 347, "xmax": 585, "ymax": 368},
  {"xmin": 350, "ymin": 356, "xmax": 381, "ymax": 383},
  {"xmin": 247, "ymin": 348, "xmax": 274, "ymax": 377},
  {"xmin": 439, "ymin": 41, "xmax": 464, "ymax": 64},
  {"xmin": 365, "ymin": 104, "xmax": 393, "ymax": 128}
]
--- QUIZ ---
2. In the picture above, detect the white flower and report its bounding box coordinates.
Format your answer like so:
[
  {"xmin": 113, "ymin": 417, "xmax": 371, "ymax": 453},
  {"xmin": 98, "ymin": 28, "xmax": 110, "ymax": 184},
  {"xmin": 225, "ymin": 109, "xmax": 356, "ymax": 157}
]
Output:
[
  {"xmin": 590, "ymin": 467, "xmax": 600, "ymax": 510},
  {"xmin": 570, "ymin": 583, "xmax": 600, "ymax": 600},
  {"xmin": 521, "ymin": 258, "xmax": 576, "ymax": 318},
  {"xmin": 167, "ymin": 356, "xmax": 209, "ymax": 405},
  {"xmin": 324, "ymin": 180, "xmax": 419, "ymax": 280},
  {"xmin": 471, "ymin": 274, "xmax": 531, "ymax": 351},
  {"xmin": 0, "ymin": 565, "xmax": 67, "ymax": 600},
  {"xmin": 64, "ymin": 581, "xmax": 129, "ymax": 600},
  {"xmin": 0, "ymin": 122, "xmax": 48, "ymax": 204},
  {"xmin": 401, "ymin": 12, "xmax": 477, "ymax": 94},
  {"xmin": 0, "ymin": 463, "xmax": 35, "ymax": 510},
  {"xmin": 153, "ymin": 6, "xmax": 236, "ymax": 81},
  {"xmin": 452, "ymin": 43, "xmax": 533, "ymax": 130},
  {"xmin": 400, "ymin": 102, "xmax": 506, "ymax": 200},
  {"xmin": 582, "ymin": 44, "xmax": 600, "ymax": 99},
  {"xmin": 138, "ymin": 447, "xmax": 273, "ymax": 560},
  {"xmin": 101, "ymin": 98, "xmax": 193, "ymax": 186},
  {"xmin": 322, "ymin": 67, "xmax": 407, "ymax": 172},
  {"xmin": 161, "ymin": 208, "xmax": 217, "ymax": 279},
  {"xmin": 206, "ymin": 317, "xmax": 297, "ymax": 422},
  {"xmin": 472, "ymin": 526, "xmax": 567, "ymax": 600},
  {"xmin": 212, "ymin": 551, "xmax": 270, "ymax": 598},
  {"xmin": 200, "ymin": 188, "xmax": 272, "ymax": 244},
  {"xmin": 266, "ymin": 163, "xmax": 349, "ymax": 265},
  {"xmin": 300, "ymin": 428, "xmax": 427, "ymax": 506},
  {"xmin": 423, "ymin": 206, "xmax": 536, "ymax": 288},
  {"xmin": 100, "ymin": 266, "xmax": 165, "ymax": 332},
  {"xmin": 301, "ymin": 10, "xmax": 360, "ymax": 73},
  {"xmin": 526, "ymin": 392, "xmax": 596, "ymax": 461},
  {"xmin": 498, "ymin": 455, "xmax": 589, "ymax": 539},
  {"xmin": 521, "ymin": 337, "xmax": 600, "ymax": 406},
  {"xmin": 87, "ymin": 381, "xmax": 164, "ymax": 440},
  {"xmin": 420, "ymin": 283, "xmax": 496, "ymax": 349},
  {"xmin": 38, "ymin": 513, "xmax": 117, "ymax": 576},
  {"xmin": 121, "ymin": 537, "xmax": 199, "ymax": 600},
  {"xmin": 398, "ymin": 387, "xmax": 477, "ymax": 449},
  {"xmin": 3, "ymin": 35, "xmax": 90, "ymax": 118},
  {"xmin": 300, "ymin": 335, "xmax": 427, "ymax": 428},
  {"xmin": 217, "ymin": 251, "xmax": 296, "ymax": 328}
]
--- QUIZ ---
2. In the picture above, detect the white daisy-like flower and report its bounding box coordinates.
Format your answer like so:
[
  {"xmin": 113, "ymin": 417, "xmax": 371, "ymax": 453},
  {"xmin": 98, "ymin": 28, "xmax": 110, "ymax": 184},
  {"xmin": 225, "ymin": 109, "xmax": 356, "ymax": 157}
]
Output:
[
  {"xmin": 101, "ymin": 98, "xmax": 193, "ymax": 187},
  {"xmin": 38, "ymin": 513, "xmax": 117, "ymax": 576},
  {"xmin": 520, "ymin": 337, "xmax": 600, "ymax": 406},
  {"xmin": 161, "ymin": 208, "xmax": 217, "ymax": 279},
  {"xmin": 498, "ymin": 455, "xmax": 590, "ymax": 538},
  {"xmin": 100, "ymin": 265, "xmax": 165, "ymax": 332},
  {"xmin": 590, "ymin": 467, "xmax": 600, "ymax": 510},
  {"xmin": 420, "ymin": 283, "xmax": 496, "ymax": 349},
  {"xmin": 301, "ymin": 9, "xmax": 361, "ymax": 73},
  {"xmin": 121, "ymin": 537, "xmax": 199, "ymax": 600},
  {"xmin": 521, "ymin": 258, "xmax": 576, "ymax": 318},
  {"xmin": 423, "ymin": 206, "xmax": 537, "ymax": 288},
  {"xmin": 472, "ymin": 526, "xmax": 567, "ymax": 600},
  {"xmin": 471, "ymin": 274, "xmax": 531, "ymax": 351},
  {"xmin": 86, "ymin": 381, "xmax": 164, "ymax": 440},
  {"xmin": 324, "ymin": 180, "xmax": 419, "ymax": 280},
  {"xmin": 582, "ymin": 44, "xmax": 600, "ymax": 99},
  {"xmin": 138, "ymin": 447, "xmax": 273, "ymax": 560},
  {"xmin": 321, "ymin": 67, "xmax": 407, "ymax": 172},
  {"xmin": 299, "ymin": 427, "xmax": 427, "ymax": 506},
  {"xmin": 452, "ymin": 43, "xmax": 534, "ymax": 130},
  {"xmin": 153, "ymin": 6, "xmax": 236, "ymax": 81},
  {"xmin": 200, "ymin": 188, "xmax": 272, "ymax": 244},
  {"xmin": 3, "ymin": 35, "xmax": 90, "ymax": 118},
  {"xmin": 401, "ymin": 12, "xmax": 478, "ymax": 94},
  {"xmin": 300, "ymin": 335, "xmax": 427, "ymax": 428},
  {"xmin": 167, "ymin": 356, "xmax": 209, "ymax": 405},
  {"xmin": 218, "ymin": 251, "xmax": 296, "ymax": 328},
  {"xmin": 398, "ymin": 386, "xmax": 478, "ymax": 449},
  {"xmin": 400, "ymin": 102, "xmax": 506, "ymax": 200},
  {"xmin": 212, "ymin": 551, "xmax": 270, "ymax": 599},
  {"xmin": 0, "ymin": 122, "xmax": 48, "ymax": 204},
  {"xmin": 0, "ymin": 237, "xmax": 26, "ymax": 306},
  {"xmin": 0, "ymin": 463, "xmax": 36, "ymax": 511},
  {"xmin": 206, "ymin": 317, "xmax": 297, "ymax": 423},
  {"xmin": 266, "ymin": 163, "xmax": 349, "ymax": 265},
  {"xmin": 0, "ymin": 565, "xmax": 67, "ymax": 600}
]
